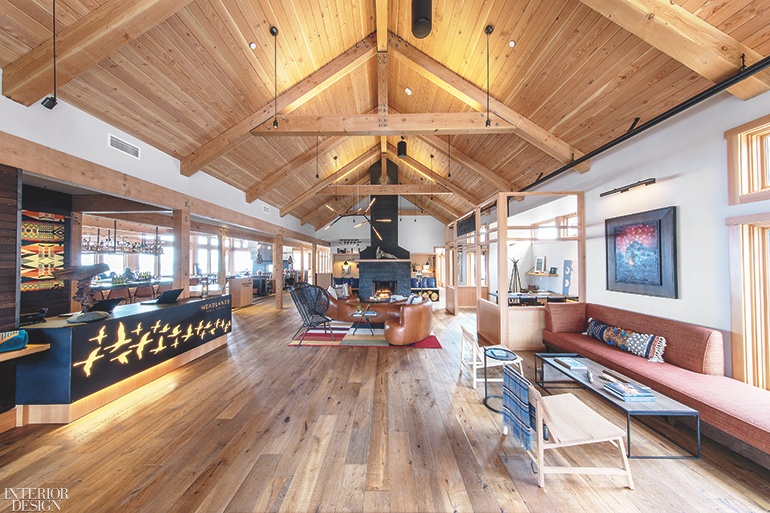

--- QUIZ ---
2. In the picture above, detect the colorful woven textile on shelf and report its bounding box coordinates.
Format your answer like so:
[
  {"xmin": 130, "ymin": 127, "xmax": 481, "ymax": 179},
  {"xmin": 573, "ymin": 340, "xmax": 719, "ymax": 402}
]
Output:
[
  {"xmin": 20, "ymin": 210, "xmax": 65, "ymax": 292},
  {"xmin": 502, "ymin": 364, "xmax": 534, "ymax": 451}
]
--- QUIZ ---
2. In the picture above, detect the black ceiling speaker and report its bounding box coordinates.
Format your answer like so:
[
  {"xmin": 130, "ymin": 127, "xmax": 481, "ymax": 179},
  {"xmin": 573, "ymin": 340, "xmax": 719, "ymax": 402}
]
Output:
[
  {"xmin": 397, "ymin": 139, "xmax": 407, "ymax": 158},
  {"xmin": 412, "ymin": 0, "xmax": 432, "ymax": 39}
]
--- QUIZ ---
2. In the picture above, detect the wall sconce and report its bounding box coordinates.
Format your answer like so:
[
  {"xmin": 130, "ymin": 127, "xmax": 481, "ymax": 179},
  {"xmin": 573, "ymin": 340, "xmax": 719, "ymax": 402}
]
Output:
[
  {"xmin": 424, "ymin": 259, "xmax": 431, "ymax": 270},
  {"xmin": 599, "ymin": 178, "xmax": 656, "ymax": 197},
  {"xmin": 342, "ymin": 260, "xmax": 351, "ymax": 275}
]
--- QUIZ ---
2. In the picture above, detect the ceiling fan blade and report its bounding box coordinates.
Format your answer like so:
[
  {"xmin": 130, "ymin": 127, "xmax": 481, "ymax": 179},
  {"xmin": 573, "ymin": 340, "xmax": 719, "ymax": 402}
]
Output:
[{"xmin": 371, "ymin": 224, "xmax": 383, "ymax": 241}]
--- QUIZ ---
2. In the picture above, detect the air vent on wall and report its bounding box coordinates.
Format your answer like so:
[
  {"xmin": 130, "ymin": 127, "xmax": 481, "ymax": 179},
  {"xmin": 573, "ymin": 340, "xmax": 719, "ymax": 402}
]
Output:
[
  {"xmin": 109, "ymin": 134, "xmax": 140, "ymax": 159},
  {"xmin": 262, "ymin": 205, "xmax": 271, "ymax": 214}
]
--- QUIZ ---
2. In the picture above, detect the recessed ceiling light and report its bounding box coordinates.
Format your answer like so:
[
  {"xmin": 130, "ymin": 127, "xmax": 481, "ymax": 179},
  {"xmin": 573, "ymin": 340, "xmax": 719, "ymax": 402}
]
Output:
[
  {"xmin": 509, "ymin": 40, "xmax": 516, "ymax": 48},
  {"xmin": 249, "ymin": 42, "xmax": 257, "ymax": 49},
  {"xmin": 405, "ymin": 87, "xmax": 412, "ymax": 96}
]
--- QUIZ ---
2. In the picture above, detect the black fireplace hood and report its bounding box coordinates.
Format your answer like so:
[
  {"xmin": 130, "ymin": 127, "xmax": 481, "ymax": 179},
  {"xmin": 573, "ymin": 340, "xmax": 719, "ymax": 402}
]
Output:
[{"xmin": 359, "ymin": 158, "xmax": 410, "ymax": 260}]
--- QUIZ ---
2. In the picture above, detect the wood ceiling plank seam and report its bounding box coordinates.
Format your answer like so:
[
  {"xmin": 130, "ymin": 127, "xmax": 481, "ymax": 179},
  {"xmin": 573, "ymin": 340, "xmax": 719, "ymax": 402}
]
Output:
[
  {"xmin": 692, "ymin": 0, "xmax": 752, "ymax": 29},
  {"xmin": 0, "ymin": 3, "xmax": 50, "ymax": 47},
  {"xmin": 389, "ymin": 37, "xmax": 589, "ymax": 172},
  {"xmin": 504, "ymin": 15, "xmax": 618, "ymax": 117},
  {"xmin": 180, "ymin": 35, "xmax": 376, "ymax": 176},
  {"xmin": 416, "ymin": 135, "xmax": 510, "ymax": 193},
  {"xmin": 142, "ymin": 29, "xmax": 244, "ymax": 129},
  {"xmin": 499, "ymin": 4, "xmax": 592, "ymax": 115},
  {"xmin": 60, "ymin": 72, "xmax": 199, "ymax": 155},
  {"xmin": 450, "ymin": 0, "xmax": 498, "ymax": 79},
  {"xmin": 96, "ymin": 53, "xmax": 216, "ymax": 145},
  {"xmin": 214, "ymin": 148, "xmax": 282, "ymax": 183},
  {"xmin": 245, "ymin": 135, "xmax": 350, "ymax": 202},
  {"xmin": 176, "ymin": 5, "xmax": 269, "ymax": 108},
  {"xmin": 65, "ymin": 64, "xmax": 193, "ymax": 145},
  {"xmin": 266, "ymin": 0, "xmax": 319, "ymax": 84},
  {"xmin": 482, "ymin": 0, "xmax": 569, "ymax": 106},
  {"xmin": 385, "ymin": 144, "xmax": 478, "ymax": 208},
  {"xmin": 407, "ymin": 193, "xmax": 458, "ymax": 222},
  {"xmin": 2, "ymin": 0, "xmax": 197, "ymax": 106},
  {"xmin": 164, "ymin": 15, "xmax": 257, "ymax": 112},
  {"xmin": 115, "ymin": 42, "xmax": 230, "ymax": 135},
  {"xmin": 283, "ymin": 0, "xmax": 325, "ymax": 75},
  {"xmin": 193, "ymin": 0, "xmax": 277, "ymax": 105},
  {"xmin": 218, "ymin": 0, "xmax": 279, "ymax": 93},
  {"xmin": 0, "ymin": 31, "xmax": 34, "ymax": 67}
]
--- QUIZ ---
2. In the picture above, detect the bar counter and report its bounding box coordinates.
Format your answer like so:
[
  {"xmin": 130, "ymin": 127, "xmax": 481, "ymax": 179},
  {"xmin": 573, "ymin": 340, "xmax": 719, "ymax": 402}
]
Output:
[{"xmin": 16, "ymin": 295, "xmax": 232, "ymax": 424}]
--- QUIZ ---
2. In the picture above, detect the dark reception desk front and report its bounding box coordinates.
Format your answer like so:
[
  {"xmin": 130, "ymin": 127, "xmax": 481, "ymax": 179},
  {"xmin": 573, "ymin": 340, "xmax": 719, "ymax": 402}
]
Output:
[{"xmin": 16, "ymin": 296, "xmax": 232, "ymax": 422}]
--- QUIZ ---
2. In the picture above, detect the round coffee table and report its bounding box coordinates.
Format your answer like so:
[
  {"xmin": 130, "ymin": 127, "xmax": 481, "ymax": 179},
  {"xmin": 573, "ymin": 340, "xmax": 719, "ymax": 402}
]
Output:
[{"xmin": 483, "ymin": 346, "xmax": 523, "ymax": 413}]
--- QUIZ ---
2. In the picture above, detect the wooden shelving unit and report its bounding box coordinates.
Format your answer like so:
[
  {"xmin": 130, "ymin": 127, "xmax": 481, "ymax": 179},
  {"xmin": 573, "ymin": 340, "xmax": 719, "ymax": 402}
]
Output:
[{"xmin": 527, "ymin": 271, "xmax": 559, "ymax": 277}]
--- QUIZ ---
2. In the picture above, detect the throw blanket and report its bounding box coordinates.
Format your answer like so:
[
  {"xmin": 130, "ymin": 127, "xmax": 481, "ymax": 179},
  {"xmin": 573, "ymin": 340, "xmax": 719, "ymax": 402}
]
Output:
[
  {"xmin": 0, "ymin": 330, "xmax": 28, "ymax": 353},
  {"xmin": 502, "ymin": 363, "xmax": 533, "ymax": 451}
]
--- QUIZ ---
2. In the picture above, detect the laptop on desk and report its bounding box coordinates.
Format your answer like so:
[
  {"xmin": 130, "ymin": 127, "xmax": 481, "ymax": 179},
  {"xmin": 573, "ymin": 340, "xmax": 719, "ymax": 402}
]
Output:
[
  {"xmin": 59, "ymin": 298, "xmax": 124, "ymax": 317},
  {"xmin": 140, "ymin": 288, "xmax": 183, "ymax": 305}
]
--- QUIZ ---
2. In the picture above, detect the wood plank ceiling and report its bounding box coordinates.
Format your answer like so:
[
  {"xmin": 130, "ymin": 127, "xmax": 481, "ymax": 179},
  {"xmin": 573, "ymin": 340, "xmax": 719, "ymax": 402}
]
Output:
[{"xmin": 1, "ymin": 0, "xmax": 769, "ymax": 229}]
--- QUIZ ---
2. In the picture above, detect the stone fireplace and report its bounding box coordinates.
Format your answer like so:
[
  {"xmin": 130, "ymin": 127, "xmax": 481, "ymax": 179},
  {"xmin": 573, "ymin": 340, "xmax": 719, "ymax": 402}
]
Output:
[
  {"xmin": 358, "ymin": 262, "xmax": 411, "ymax": 299},
  {"xmin": 373, "ymin": 280, "xmax": 398, "ymax": 298}
]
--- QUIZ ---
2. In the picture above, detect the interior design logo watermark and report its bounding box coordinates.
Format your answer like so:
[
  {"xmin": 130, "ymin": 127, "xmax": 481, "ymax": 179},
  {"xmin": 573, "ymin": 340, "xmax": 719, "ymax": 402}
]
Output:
[{"xmin": 3, "ymin": 488, "xmax": 68, "ymax": 511}]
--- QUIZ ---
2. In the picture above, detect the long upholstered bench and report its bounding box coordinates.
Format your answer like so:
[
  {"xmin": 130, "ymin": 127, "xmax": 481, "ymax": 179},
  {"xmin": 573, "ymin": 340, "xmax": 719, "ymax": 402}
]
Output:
[{"xmin": 542, "ymin": 302, "xmax": 770, "ymax": 462}]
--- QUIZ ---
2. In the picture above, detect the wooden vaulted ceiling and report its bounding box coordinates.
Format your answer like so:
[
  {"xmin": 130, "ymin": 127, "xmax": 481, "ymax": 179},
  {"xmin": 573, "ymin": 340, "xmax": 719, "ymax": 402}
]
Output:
[{"xmin": 2, "ymin": 0, "xmax": 770, "ymax": 229}]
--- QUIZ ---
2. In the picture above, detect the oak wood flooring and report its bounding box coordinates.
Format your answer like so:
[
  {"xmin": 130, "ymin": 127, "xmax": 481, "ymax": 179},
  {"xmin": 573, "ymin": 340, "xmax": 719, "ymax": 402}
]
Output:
[{"xmin": 1, "ymin": 301, "xmax": 769, "ymax": 512}]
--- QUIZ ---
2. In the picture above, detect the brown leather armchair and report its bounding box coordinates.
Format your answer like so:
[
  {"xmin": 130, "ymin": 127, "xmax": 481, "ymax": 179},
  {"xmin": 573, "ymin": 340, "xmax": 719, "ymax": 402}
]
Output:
[
  {"xmin": 384, "ymin": 299, "xmax": 433, "ymax": 346},
  {"xmin": 325, "ymin": 293, "xmax": 404, "ymax": 323}
]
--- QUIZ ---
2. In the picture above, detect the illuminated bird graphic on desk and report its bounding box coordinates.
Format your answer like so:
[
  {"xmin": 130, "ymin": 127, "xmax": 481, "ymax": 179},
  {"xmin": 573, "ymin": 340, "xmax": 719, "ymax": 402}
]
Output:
[
  {"xmin": 89, "ymin": 326, "xmax": 107, "ymax": 346},
  {"xmin": 110, "ymin": 350, "xmax": 132, "ymax": 364},
  {"xmin": 131, "ymin": 332, "xmax": 154, "ymax": 360},
  {"xmin": 105, "ymin": 323, "xmax": 133, "ymax": 353},
  {"xmin": 150, "ymin": 336, "xmax": 166, "ymax": 355},
  {"xmin": 131, "ymin": 323, "xmax": 143, "ymax": 336},
  {"xmin": 73, "ymin": 347, "xmax": 104, "ymax": 377},
  {"xmin": 181, "ymin": 325, "xmax": 194, "ymax": 342}
]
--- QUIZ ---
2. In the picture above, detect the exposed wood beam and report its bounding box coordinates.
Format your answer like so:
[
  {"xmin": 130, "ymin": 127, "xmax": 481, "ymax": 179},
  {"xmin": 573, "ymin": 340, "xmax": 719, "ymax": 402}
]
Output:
[
  {"xmin": 82, "ymin": 214, "xmax": 173, "ymax": 235},
  {"xmin": 375, "ymin": 2, "xmax": 388, "ymax": 53},
  {"xmin": 316, "ymin": 184, "xmax": 452, "ymax": 195},
  {"xmin": 2, "ymin": 0, "xmax": 194, "ymax": 106},
  {"xmin": 181, "ymin": 34, "xmax": 377, "ymax": 176},
  {"xmin": 578, "ymin": 0, "xmax": 770, "ymax": 100},
  {"xmin": 245, "ymin": 135, "xmax": 348, "ymax": 203},
  {"xmin": 301, "ymin": 172, "xmax": 371, "ymax": 226},
  {"xmin": 385, "ymin": 144, "xmax": 479, "ymax": 208},
  {"xmin": 416, "ymin": 135, "xmax": 512, "ymax": 192},
  {"xmin": 389, "ymin": 36, "xmax": 590, "ymax": 173},
  {"xmin": 378, "ymin": 51, "xmax": 388, "ymax": 182},
  {"xmin": 72, "ymin": 194, "xmax": 167, "ymax": 214},
  {"xmin": 251, "ymin": 112, "xmax": 513, "ymax": 136},
  {"xmin": 408, "ymin": 196, "xmax": 456, "ymax": 224},
  {"xmin": 281, "ymin": 147, "xmax": 380, "ymax": 218}
]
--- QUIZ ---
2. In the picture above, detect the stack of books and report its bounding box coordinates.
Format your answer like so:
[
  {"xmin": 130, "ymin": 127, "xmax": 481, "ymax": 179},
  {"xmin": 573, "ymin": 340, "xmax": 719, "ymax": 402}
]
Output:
[
  {"xmin": 603, "ymin": 381, "xmax": 655, "ymax": 402},
  {"xmin": 554, "ymin": 356, "xmax": 587, "ymax": 370}
]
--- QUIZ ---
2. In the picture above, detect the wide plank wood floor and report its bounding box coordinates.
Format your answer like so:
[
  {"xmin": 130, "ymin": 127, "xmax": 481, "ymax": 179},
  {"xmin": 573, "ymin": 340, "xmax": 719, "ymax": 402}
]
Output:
[{"xmin": 1, "ymin": 301, "xmax": 769, "ymax": 512}]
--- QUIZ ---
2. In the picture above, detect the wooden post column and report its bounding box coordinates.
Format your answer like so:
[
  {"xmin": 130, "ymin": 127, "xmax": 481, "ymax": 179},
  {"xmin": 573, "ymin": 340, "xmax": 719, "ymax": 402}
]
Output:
[
  {"xmin": 274, "ymin": 236, "xmax": 283, "ymax": 309},
  {"xmin": 173, "ymin": 209, "xmax": 190, "ymax": 298},
  {"xmin": 217, "ymin": 229, "xmax": 226, "ymax": 289},
  {"xmin": 0, "ymin": 164, "xmax": 21, "ymax": 331}
]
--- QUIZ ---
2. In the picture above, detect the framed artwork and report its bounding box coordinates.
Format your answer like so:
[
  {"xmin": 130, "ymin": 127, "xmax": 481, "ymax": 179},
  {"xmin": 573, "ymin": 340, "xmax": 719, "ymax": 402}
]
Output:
[
  {"xmin": 20, "ymin": 210, "xmax": 66, "ymax": 292},
  {"xmin": 605, "ymin": 206, "xmax": 677, "ymax": 298},
  {"xmin": 535, "ymin": 256, "xmax": 546, "ymax": 273},
  {"xmin": 549, "ymin": 266, "xmax": 558, "ymax": 275}
]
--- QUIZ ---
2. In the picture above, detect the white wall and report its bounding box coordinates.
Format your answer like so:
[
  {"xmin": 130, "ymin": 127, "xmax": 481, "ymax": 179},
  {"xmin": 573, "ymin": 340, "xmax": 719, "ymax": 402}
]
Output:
[
  {"xmin": 0, "ymin": 70, "xmax": 315, "ymax": 238},
  {"xmin": 537, "ymin": 89, "xmax": 770, "ymax": 373}
]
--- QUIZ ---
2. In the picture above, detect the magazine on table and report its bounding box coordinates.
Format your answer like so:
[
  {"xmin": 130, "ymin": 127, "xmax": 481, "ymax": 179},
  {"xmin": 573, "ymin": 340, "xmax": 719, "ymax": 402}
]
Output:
[
  {"xmin": 603, "ymin": 381, "xmax": 655, "ymax": 402},
  {"xmin": 554, "ymin": 356, "xmax": 587, "ymax": 370}
]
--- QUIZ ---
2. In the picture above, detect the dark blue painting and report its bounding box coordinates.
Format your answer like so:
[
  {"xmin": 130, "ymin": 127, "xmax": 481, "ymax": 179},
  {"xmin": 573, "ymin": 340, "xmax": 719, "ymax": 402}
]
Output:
[
  {"xmin": 606, "ymin": 207, "xmax": 677, "ymax": 298},
  {"xmin": 613, "ymin": 221, "xmax": 661, "ymax": 285}
]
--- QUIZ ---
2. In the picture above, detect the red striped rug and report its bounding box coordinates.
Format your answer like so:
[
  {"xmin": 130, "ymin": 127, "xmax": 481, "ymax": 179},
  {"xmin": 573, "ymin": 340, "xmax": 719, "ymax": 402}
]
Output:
[{"xmin": 289, "ymin": 321, "xmax": 442, "ymax": 348}]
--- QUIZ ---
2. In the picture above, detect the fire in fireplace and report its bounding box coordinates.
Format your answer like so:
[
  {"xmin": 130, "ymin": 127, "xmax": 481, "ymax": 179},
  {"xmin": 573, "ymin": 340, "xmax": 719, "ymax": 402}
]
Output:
[{"xmin": 373, "ymin": 280, "xmax": 397, "ymax": 299}]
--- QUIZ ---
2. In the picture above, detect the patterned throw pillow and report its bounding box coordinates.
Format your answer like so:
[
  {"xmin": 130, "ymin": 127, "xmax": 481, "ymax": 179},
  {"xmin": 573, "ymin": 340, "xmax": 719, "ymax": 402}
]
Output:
[
  {"xmin": 585, "ymin": 317, "xmax": 610, "ymax": 341},
  {"xmin": 584, "ymin": 318, "xmax": 666, "ymax": 362},
  {"xmin": 326, "ymin": 285, "xmax": 338, "ymax": 300},
  {"xmin": 334, "ymin": 285, "xmax": 348, "ymax": 299}
]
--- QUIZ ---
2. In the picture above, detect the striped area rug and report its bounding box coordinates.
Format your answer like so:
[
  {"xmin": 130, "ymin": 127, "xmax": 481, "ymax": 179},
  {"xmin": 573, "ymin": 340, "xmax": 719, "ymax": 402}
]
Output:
[{"xmin": 289, "ymin": 321, "xmax": 441, "ymax": 348}]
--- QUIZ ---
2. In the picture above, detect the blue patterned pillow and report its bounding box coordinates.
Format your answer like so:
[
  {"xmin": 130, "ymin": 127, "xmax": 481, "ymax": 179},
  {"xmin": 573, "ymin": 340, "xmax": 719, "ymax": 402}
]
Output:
[
  {"xmin": 585, "ymin": 317, "xmax": 610, "ymax": 341},
  {"xmin": 0, "ymin": 330, "xmax": 28, "ymax": 353}
]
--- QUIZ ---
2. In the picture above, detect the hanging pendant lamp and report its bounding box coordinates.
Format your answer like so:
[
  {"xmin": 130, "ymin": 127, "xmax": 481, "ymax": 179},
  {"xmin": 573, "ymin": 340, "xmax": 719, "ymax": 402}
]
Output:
[
  {"xmin": 397, "ymin": 136, "xmax": 407, "ymax": 158},
  {"xmin": 270, "ymin": 26, "xmax": 279, "ymax": 128},
  {"xmin": 485, "ymin": 25, "xmax": 494, "ymax": 128},
  {"xmin": 41, "ymin": 0, "xmax": 58, "ymax": 109}
]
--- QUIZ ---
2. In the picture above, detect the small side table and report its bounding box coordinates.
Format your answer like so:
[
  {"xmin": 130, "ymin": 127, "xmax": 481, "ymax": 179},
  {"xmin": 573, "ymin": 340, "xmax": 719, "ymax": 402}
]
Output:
[
  {"xmin": 483, "ymin": 346, "xmax": 523, "ymax": 413},
  {"xmin": 351, "ymin": 305, "xmax": 376, "ymax": 335}
]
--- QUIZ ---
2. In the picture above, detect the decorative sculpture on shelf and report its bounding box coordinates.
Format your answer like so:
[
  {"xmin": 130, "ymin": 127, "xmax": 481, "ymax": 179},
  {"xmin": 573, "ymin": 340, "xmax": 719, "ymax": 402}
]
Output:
[
  {"xmin": 376, "ymin": 247, "xmax": 398, "ymax": 260},
  {"xmin": 508, "ymin": 257, "xmax": 522, "ymax": 294},
  {"xmin": 53, "ymin": 263, "xmax": 110, "ymax": 312}
]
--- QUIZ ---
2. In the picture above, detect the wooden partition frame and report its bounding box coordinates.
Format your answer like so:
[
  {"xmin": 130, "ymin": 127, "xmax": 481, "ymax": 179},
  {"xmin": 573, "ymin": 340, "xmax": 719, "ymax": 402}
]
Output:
[{"xmin": 446, "ymin": 192, "xmax": 585, "ymax": 348}]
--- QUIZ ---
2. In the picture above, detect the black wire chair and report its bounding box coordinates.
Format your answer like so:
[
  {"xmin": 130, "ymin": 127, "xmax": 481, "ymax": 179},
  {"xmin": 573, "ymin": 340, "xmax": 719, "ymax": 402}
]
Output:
[{"xmin": 288, "ymin": 283, "xmax": 335, "ymax": 346}]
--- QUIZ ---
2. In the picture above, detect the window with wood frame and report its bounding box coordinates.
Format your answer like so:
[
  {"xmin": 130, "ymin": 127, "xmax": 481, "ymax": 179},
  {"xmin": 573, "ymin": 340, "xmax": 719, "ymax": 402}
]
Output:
[
  {"xmin": 725, "ymin": 114, "xmax": 770, "ymax": 205},
  {"xmin": 727, "ymin": 214, "xmax": 770, "ymax": 390}
]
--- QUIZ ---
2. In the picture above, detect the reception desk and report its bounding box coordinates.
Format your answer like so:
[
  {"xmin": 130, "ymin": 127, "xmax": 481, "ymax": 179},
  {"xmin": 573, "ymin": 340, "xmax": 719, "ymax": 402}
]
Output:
[{"xmin": 16, "ymin": 296, "xmax": 232, "ymax": 424}]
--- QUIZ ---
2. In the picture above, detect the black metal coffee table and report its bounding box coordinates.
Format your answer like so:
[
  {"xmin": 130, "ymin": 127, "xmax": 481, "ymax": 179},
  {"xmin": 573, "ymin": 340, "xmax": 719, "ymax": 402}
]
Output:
[{"xmin": 535, "ymin": 353, "xmax": 700, "ymax": 460}]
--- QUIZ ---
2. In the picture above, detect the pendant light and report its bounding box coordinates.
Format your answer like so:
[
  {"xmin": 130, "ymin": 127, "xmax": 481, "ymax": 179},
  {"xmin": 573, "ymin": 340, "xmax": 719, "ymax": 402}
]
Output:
[
  {"xmin": 41, "ymin": 0, "xmax": 58, "ymax": 110},
  {"xmin": 398, "ymin": 136, "xmax": 407, "ymax": 158},
  {"xmin": 485, "ymin": 25, "xmax": 494, "ymax": 128},
  {"xmin": 447, "ymin": 135, "xmax": 452, "ymax": 178},
  {"xmin": 315, "ymin": 135, "xmax": 319, "ymax": 179},
  {"xmin": 270, "ymin": 26, "xmax": 279, "ymax": 128}
]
